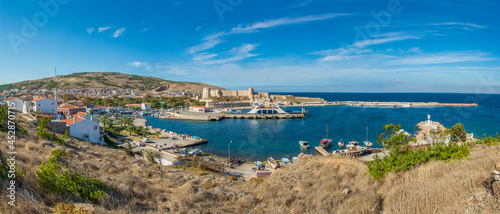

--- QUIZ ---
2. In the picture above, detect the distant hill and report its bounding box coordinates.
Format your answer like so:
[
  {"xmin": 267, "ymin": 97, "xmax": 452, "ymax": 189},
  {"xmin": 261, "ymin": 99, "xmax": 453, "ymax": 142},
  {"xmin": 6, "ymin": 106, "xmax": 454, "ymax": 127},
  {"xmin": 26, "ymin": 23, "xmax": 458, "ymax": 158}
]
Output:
[{"xmin": 0, "ymin": 72, "xmax": 223, "ymax": 93}]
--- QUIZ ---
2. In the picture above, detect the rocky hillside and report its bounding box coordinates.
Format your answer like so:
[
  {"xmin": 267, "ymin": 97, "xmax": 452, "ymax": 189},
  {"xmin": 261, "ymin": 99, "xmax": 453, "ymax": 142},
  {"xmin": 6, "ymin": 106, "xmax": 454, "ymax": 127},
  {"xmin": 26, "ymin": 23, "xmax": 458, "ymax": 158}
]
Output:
[{"xmin": 0, "ymin": 72, "xmax": 223, "ymax": 93}]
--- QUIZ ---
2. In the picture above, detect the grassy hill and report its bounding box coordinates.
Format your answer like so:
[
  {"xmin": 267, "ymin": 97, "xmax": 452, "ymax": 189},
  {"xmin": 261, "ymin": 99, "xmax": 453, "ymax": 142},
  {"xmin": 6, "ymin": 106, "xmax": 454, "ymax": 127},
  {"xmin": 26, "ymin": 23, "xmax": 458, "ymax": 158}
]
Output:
[{"xmin": 0, "ymin": 72, "xmax": 223, "ymax": 93}]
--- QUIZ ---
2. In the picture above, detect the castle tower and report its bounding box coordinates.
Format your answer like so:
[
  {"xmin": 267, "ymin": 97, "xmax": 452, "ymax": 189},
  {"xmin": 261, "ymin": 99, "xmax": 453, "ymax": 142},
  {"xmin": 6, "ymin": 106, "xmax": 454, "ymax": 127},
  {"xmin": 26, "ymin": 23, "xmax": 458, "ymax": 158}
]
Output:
[
  {"xmin": 248, "ymin": 88, "xmax": 254, "ymax": 100},
  {"xmin": 202, "ymin": 88, "xmax": 211, "ymax": 99}
]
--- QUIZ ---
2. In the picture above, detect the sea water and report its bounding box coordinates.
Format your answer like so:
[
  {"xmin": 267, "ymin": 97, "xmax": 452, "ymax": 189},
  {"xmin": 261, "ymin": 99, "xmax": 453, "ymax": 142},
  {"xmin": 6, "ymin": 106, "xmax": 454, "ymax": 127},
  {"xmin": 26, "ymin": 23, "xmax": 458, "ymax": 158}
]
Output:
[{"xmin": 145, "ymin": 93, "xmax": 500, "ymax": 161}]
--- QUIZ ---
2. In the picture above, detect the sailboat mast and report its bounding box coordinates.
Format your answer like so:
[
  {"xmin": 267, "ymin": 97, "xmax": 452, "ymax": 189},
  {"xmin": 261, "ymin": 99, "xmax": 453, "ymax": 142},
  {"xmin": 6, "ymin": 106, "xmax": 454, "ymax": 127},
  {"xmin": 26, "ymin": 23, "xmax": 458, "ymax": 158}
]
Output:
[
  {"xmin": 326, "ymin": 124, "xmax": 329, "ymax": 139},
  {"xmin": 365, "ymin": 126, "xmax": 368, "ymax": 141}
]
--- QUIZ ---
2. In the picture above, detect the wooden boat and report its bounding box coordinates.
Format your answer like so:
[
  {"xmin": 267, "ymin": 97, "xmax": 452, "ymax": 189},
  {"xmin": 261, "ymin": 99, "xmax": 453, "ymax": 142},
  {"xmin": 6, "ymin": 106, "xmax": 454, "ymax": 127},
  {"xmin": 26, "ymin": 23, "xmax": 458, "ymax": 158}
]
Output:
[
  {"xmin": 267, "ymin": 157, "xmax": 279, "ymax": 169},
  {"xmin": 299, "ymin": 140, "xmax": 310, "ymax": 149}
]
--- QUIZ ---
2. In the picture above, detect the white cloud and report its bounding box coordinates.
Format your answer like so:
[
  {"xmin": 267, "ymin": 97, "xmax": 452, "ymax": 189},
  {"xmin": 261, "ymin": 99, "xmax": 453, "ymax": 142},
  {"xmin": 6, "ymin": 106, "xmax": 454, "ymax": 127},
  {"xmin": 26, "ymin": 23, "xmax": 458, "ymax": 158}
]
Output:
[
  {"xmin": 98, "ymin": 26, "xmax": 112, "ymax": 33},
  {"xmin": 392, "ymin": 52, "xmax": 495, "ymax": 65},
  {"xmin": 187, "ymin": 39, "xmax": 224, "ymax": 54},
  {"xmin": 86, "ymin": 27, "xmax": 95, "ymax": 35},
  {"xmin": 187, "ymin": 13, "xmax": 350, "ymax": 54},
  {"xmin": 127, "ymin": 61, "xmax": 148, "ymax": 67},
  {"xmin": 311, "ymin": 32, "xmax": 420, "ymax": 62},
  {"xmin": 352, "ymin": 34, "xmax": 420, "ymax": 48},
  {"xmin": 204, "ymin": 13, "xmax": 351, "ymax": 41},
  {"xmin": 141, "ymin": 28, "xmax": 149, "ymax": 32},
  {"xmin": 429, "ymin": 22, "xmax": 486, "ymax": 29},
  {"xmin": 112, "ymin": 28, "xmax": 126, "ymax": 38},
  {"xmin": 197, "ymin": 44, "xmax": 260, "ymax": 65},
  {"xmin": 196, "ymin": 26, "xmax": 201, "ymax": 31}
]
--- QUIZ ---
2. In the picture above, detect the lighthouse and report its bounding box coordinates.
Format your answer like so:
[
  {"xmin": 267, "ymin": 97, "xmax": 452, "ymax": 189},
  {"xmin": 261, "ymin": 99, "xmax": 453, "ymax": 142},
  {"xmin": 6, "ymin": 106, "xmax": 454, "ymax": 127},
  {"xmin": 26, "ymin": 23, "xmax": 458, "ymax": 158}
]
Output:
[{"xmin": 427, "ymin": 114, "xmax": 431, "ymax": 125}]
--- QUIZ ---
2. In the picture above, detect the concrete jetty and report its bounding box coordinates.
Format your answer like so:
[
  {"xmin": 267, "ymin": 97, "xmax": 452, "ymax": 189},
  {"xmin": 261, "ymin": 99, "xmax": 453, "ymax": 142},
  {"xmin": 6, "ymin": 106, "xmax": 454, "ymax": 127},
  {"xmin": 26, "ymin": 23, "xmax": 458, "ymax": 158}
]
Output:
[
  {"xmin": 283, "ymin": 101, "xmax": 478, "ymax": 107},
  {"xmin": 315, "ymin": 147, "xmax": 331, "ymax": 156}
]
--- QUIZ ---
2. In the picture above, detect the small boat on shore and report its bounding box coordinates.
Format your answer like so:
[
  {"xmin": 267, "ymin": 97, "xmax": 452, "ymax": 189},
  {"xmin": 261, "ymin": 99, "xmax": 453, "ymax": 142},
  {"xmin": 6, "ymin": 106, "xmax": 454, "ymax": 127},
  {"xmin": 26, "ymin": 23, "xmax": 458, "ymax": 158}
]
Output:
[
  {"xmin": 281, "ymin": 158, "xmax": 291, "ymax": 166},
  {"xmin": 299, "ymin": 140, "xmax": 310, "ymax": 149},
  {"xmin": 292, "ymin": 156, "xmax": 297, "ymax": 163},
  {"xmin": 267, "ymin": 157, "xmax": 279, "ymax": 169},
  {"xmin": 338, "ymin": 139, "xmax": 345, "ymax": 148},
  {"xmin": 255, "ymin": 161, "xmax": 264, "ymax": 170}
]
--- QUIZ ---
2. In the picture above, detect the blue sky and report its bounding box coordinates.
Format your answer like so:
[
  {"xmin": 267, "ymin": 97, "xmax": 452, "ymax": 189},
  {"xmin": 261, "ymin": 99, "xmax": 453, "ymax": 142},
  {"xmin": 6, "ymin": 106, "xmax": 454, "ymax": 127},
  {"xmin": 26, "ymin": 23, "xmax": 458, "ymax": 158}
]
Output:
[{"xmin": 1, "ymin": 0, "xmax": 499, "ymax": 93}]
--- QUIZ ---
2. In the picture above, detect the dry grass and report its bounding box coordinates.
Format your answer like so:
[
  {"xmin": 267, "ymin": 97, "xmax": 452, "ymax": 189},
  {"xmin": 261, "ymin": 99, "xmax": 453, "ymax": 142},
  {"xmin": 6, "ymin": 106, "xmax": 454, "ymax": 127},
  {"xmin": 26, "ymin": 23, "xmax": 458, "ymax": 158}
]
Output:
[
  {"xmin": 1, "ymin": 119, "xmax": 500, "ymax": 213},
  {"xmin": 379, "ymin": 145, "xmax": 500, "ymax": 213}
]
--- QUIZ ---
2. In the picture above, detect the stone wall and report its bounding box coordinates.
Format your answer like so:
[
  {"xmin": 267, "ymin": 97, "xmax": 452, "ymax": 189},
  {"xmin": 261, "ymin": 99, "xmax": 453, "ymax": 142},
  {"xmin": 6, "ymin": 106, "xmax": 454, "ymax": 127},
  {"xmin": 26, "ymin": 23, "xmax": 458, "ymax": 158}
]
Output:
[{"xmin": 46, "ymin": 121, "xmax": 70, "ymax": 134}]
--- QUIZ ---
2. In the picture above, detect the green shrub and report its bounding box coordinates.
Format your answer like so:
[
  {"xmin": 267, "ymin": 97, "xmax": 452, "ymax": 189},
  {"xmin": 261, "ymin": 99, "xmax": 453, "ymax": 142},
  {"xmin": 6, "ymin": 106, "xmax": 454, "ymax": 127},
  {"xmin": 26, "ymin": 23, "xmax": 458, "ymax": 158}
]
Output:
[
  {"xmin": 62, "ymin": 130, "xmax": 69, "ymax": 139},
  {"xmin": 367, "ymin": 143, "xmax": 470, "ymax": 179},
  {"xmin": 37, "ymin": 149, "xmax": 117, "ymax": 203}
]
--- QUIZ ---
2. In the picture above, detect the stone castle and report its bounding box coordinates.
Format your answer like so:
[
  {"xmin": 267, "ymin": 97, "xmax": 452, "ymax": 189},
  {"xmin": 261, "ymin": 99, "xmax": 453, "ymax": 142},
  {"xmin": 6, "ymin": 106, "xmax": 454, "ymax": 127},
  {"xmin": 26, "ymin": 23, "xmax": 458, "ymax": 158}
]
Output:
[{"xmin": 201, "ymin": 87, "xmax": 270, "ymax": 103}]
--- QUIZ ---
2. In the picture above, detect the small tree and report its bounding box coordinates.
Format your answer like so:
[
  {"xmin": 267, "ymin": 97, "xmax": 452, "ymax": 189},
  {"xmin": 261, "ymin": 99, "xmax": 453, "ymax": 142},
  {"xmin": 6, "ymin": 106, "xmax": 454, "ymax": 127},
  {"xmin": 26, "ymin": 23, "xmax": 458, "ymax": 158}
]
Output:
[
  {"xmin": 377, "ymin": 124, "xmax": 414, "ymax": 152},
  {"xmin": 126, "ymin": 124, "xmax": 135, "ymax": 135},
  {"xmin": 450, "ymin": 123, "xmax": 467, "ymax": 142}
]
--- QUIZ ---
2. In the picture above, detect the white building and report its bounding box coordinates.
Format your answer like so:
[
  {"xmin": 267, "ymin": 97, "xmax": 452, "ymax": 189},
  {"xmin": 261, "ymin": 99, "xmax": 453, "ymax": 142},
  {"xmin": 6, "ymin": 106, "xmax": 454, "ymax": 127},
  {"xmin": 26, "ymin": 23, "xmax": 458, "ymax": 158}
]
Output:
[
  {"xmin": 32, "ymin": 98, "xmax": 57, "ymax": 114},
  {"xmin": 189, "ymin": 106, "xmax": 212, "ymax": 113},
  {"xmin": 141, "ymin": 102, "xmax": 151, "ymax": 111},
  {"xmin": 62, "ymin": 115, "xmax": 103, "ymax": 144},
  {"xmin": 6, "ymin": 97, "xmax": 23, "ymax": 112}
]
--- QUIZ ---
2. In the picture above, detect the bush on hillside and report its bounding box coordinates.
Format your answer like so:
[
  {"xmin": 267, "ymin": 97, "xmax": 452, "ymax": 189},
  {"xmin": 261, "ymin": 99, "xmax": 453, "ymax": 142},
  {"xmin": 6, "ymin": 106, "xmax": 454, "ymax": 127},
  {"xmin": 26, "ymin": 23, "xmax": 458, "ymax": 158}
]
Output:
[{"xmin": 37, "ymin": 149, "xmax": 117, "ymax": 203}]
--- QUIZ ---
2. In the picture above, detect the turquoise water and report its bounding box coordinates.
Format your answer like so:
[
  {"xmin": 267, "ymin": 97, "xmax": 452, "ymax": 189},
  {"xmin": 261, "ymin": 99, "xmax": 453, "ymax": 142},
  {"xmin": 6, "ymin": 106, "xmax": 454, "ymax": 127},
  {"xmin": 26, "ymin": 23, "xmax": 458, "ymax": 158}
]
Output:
[{"xmin": 145, "ymin": 93, "xmax": 500, "ymax": 161}]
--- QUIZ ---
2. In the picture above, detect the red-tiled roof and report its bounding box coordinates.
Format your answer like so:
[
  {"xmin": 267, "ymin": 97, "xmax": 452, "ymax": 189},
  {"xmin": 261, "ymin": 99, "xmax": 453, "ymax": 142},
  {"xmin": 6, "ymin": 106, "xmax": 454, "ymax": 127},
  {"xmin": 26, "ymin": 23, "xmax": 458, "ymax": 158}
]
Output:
[
  {"xmin": 6, "ymin": 97, "xmax": 20, "ymax": 101},
  {"xmin": 70, "ymin": 112, "xmax": 87, "ymax": 118},
  {"xmin": 61, "ymin": 117, "xmax": 85, "ymax": 126},
  {"xmin": 32, "ymin": 98, "xmax": 48, "ymax": 102},
  {"xmin": 143, "ymin": 102, "xmax": 151, "ymax": 105},
  {"xmin": 190, "ymin": 106, "xmax": 210, "ymax": 108}
]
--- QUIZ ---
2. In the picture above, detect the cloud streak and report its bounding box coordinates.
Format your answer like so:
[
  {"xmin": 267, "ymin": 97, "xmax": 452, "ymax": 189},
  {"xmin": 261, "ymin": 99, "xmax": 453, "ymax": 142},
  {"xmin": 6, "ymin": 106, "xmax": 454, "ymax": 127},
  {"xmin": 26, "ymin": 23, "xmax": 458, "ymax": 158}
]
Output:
[
  {"xmin": 86, "ymin": 27, "xmax": 95, "ymax": 35},
  {"xmin": 112, "ymin": 28, "xmax": 126, "ymax": 38},
  {"xmin": 98, "ymin": 26, "xmax": 112, "ymax": 33},
  {"xmin": 429, "ymin": 22, "xmax": 487, "ymax": 29}
]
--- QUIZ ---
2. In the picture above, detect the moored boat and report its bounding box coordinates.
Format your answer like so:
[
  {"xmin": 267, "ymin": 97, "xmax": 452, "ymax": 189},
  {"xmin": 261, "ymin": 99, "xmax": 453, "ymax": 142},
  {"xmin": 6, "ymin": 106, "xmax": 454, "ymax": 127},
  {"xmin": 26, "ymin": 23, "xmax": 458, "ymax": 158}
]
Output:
[
  {"xmin": 299, "ymin": 140, "xmax": 310, "ymax": 149},
  {"xmin": 338, "ymin": 139, "xmax": 345, "ymax": 148},
  {"xmin": 320, "ymin": 124, "xmax": 332, "ymax": 149},
  {"xmin": 363, "ymin": 127, "xmax": 373, "ymax": 147}
]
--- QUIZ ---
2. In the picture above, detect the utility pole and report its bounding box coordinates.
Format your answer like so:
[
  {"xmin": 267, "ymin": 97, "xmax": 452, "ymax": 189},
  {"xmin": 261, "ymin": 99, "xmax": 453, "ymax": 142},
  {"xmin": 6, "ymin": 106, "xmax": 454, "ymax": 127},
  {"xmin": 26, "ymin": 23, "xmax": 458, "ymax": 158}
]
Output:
[{"xmin": 228, "ymin": 140, "xmax": 232, "ymax": 167}]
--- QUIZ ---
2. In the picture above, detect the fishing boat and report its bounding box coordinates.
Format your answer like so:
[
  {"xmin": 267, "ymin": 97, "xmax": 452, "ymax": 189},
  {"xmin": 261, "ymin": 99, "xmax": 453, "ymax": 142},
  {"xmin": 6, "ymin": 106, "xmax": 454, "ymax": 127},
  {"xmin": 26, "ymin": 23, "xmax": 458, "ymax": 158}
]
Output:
[
  {"xmin": 267, "ymin": 157, "xmax": 279, "ymax": 169},
  {"xmin": 363, "ymin": 127, "xmax": 373, "ymax": 147},
  {"xmin": 320, "ymin": 124, "xmax": 332, "ymax": 149},
  {"xmin": 281, "ymin": 158, "xmax": 291, "ymax": 166},
  {"xmin": 338, "ymin": 139, "xmax": 345, "ymax": 148},
  {"xmin": 299, "ymin": 140, "xmax": 310, "ymax": 149}
]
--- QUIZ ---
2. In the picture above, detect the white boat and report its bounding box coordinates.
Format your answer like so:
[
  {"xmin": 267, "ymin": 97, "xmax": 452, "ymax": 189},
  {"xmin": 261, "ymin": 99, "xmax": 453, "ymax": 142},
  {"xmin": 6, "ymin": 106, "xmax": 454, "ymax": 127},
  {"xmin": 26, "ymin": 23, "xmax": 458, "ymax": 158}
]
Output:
[
  {"xmin": 363, "ymin": 127, "xmax": 373, "ymax": 147},
  {"xmin": 188, "ymin": 149, "xmax": 202, "ymax": 155},
  {"xmin": 299, "ymin": 140, "xmax": 310, "ymax": 149},
  {"xmin": 338, "ymin": 139, "xmax": 345, "ymax": 148}
]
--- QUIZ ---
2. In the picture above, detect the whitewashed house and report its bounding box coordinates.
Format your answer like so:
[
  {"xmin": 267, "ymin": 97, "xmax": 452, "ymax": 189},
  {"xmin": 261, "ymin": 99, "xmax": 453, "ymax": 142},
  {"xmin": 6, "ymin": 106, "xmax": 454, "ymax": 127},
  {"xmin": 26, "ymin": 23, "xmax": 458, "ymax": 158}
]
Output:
[
  {"xmin": 32, "ymin": 98, "xmax": 57, "ymax": 114},
  {"xmin": 62, "ymin": 116, "xmax": 103, "ymax": 144},
  {"xmin": 6, "ymin": 97, "xmax": 23, "ymax": 112},
  {"xmin": 141, "ymin": 102, "xmax": 152, "ymax": 111}
]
